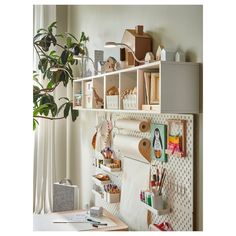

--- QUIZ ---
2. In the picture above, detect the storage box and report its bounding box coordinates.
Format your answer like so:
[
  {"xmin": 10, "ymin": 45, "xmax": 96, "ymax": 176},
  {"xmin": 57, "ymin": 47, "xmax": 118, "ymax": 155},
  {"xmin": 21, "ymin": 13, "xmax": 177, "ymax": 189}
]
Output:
[
  {"xmin": 123, "ymin": 94, "xmax": 137, "ymax": 110},
  {"xmin": 106, "ymin": 95, "xmax": 119, "ymax": 109},
  {"xmin": 104, "ymin": 192, "xmax": 120, "ymax": 203},
  {"xmin": 53, "ymin": 182, "xmax": 78, "ymax": 212},
  {"xmin": 85, "ymin": 81, "xmax": 93, "ymax": 95},
  {"xmin": 85, "ymin": 95, "xmax": 92, "ymax": 108},
  {"xmin": 89, "ymin": 206, "xmax": 103, "ymax": 217}
]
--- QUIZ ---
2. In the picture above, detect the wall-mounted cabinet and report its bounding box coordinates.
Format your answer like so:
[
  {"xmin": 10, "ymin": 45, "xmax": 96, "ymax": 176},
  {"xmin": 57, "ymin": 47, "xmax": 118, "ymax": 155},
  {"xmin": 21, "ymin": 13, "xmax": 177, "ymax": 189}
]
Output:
[{"xmin": 73, "ymin": 61, "xmax": 199, "ymax": 114}]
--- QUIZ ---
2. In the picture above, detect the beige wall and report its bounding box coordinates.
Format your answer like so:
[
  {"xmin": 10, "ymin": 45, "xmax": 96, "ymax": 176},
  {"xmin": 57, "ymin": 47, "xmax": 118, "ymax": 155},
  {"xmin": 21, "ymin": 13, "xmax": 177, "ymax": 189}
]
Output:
[{"xmin": 65, "ymin": 5, "xmax": 203, "ymax": 230}]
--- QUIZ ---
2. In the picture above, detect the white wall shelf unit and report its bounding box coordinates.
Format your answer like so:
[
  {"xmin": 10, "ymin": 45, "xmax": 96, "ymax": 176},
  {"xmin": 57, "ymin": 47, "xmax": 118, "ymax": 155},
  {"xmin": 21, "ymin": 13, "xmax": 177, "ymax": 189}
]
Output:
[{"xmin": 73, "ymin": 61, "xmax": 199, "ymax": 114}]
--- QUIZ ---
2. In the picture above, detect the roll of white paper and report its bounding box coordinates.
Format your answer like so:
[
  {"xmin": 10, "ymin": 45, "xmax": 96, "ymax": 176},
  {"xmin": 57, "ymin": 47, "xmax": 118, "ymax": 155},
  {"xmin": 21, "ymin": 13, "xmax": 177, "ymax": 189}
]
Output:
[
  {"xmin": 113, "ymin": 134, "xmax": 151, "ymax": 163},
  {"xmin": 115, "ymin": 119, "xmax": 150, "ymax": 132}
]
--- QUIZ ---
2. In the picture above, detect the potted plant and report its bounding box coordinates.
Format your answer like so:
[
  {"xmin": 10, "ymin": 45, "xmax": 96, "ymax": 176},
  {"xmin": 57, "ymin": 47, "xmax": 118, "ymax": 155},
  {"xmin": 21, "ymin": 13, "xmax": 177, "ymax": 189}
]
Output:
[{"xmin": 33, "ymin": 21, "xmax": 89, "ymax": 130}]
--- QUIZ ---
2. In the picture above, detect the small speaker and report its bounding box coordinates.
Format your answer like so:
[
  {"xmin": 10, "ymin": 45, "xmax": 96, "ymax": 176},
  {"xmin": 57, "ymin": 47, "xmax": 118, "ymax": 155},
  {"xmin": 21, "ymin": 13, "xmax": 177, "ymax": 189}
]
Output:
[{"xmin": 53, "ymin": 179, "xmax": 78, "ymax": 212}]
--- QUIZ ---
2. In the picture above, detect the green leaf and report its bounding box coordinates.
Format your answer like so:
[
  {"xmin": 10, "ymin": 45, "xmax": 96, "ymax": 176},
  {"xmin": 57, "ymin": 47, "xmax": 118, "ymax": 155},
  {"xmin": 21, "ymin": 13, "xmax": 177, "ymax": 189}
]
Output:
[
  {"xmin": 37, "ymin": 28, "xmax": 48, "ymax": 33},
  {"xmin": 49, "ymin": 50, "xmax": 56, "ymax": 56},
  {"xmin": 58, "ymin": 70, "xmax": 65, "ymax": 83},
  {"xmin": 51, "ymin": 103, "xmax": 58, "ymax": 117},
  {"xmin": 33, "ymin": 104, "xmax": 49, "ymax": 116},
  {"xmin": 66, "ymin": 32, "xmax": 78, "ymax": 42},
  {"xmin": 55, "ymin": 34, "xmax": 64, "ymax": 38},
  {"xmin": 79, "ymin": 32, "xmax": 89, "ymax": 43},
  {"xmin": 34, "ymin": 33, "xmax": 43, "ymax": 41},
  {"xmin": 59, "ymin": 97, "xmax": 70, "ymax": 101},
  {"xmin": 57, "ymin": 102, "xmax": 67, "ymax": 115},
  {"xmin": 33, "ymin": 85, "xmax": 40, "ymax": 94},
  {"xmin": 46, "ymin": 80, "xmax": 54, "ymax": 89},
  {"xmin": 51, "ymin": 35, "xmax": 57, "ymax": 46},
  {"xmin": 71, "ymin": 104, "xmax": 79, "ymax": 122},
  {"xmin": 43, "ymin": 108, "xmax": 49, "ymax": 116},
  {"xmin": 66, "ymin": 37, "xmax": 72, "ymax": 48},
  {"xmin": 61, "ymin": 50, "xmax": 69, "ymax": 65},
  {"xmin": 48, "ymin": 21, "xmax": 57, "ymax": 33},
  {"xmin": 33, "ymin": 76, "xmax": 43, "ymax": 89},
  {"xmin": 63, "ymin": 74, "xmax": 69, "ymax": 87},
  {"xmin": 64, "ymin": 102, "xmax": 70, "ymax": 118},
  {"xmin": 33, "ymin": 118, "xmax": 39, "ymax": 130}
]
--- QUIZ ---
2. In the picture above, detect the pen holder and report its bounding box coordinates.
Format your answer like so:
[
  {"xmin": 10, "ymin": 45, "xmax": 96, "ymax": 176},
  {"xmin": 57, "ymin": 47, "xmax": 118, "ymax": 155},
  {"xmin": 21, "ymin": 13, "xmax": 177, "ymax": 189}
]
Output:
[{"xmin": 152, "ymin": 194, "xmax": 164, "ymax": 210}]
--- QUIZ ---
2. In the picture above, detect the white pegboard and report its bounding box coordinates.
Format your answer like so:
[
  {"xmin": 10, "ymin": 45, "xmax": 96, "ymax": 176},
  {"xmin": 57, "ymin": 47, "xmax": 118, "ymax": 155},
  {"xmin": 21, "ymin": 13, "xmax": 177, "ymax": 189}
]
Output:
[{"xmin": 93, "ymin": 112, "xmax": 194, "ymax": 231}]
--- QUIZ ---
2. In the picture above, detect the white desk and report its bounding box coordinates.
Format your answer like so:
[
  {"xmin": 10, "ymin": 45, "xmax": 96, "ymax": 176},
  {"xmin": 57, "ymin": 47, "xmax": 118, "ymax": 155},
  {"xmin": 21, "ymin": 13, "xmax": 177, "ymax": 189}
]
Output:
[{"xmin": 33, "ymin": 209, "xmax": 128, "ymax": 231}]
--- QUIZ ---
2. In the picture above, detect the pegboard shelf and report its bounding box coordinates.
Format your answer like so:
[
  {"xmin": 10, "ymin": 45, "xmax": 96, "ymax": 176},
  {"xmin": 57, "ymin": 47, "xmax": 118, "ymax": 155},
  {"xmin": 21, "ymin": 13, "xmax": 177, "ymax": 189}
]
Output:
[
  {"xmin": 93, "ymin": 112, "xmax": 194, "ymax": 231},
  {"xmin": 140, "ymin": 200, "xmax": 171, "ymax": 215},
  {"xmin": 94, "ymin": 166, "xmax": 122, "ymax": 177},
  {"xmin": 92, "ymin": 176, "xmax": 111, "ymax": 186},
  {"xmin": 100, "ymin": 164, "xmax": 122, "ymax": 173}
]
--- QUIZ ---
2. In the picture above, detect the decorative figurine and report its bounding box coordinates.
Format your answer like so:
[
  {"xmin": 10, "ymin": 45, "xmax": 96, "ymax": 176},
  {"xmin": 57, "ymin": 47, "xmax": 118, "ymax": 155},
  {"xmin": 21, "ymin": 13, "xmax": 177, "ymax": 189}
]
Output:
[
  {"xmin": 156, "ymin": 45, "xmax": 164, "ymax": 61},
  {"xmin": 175, "ymin": 50, "xmax": 185, "ymax": 62},
  {"xmin": 104, "ymin": 56, "xmax": 117, "ymax": 72},
  {"xmin": 144, "ymin": 52, "xmax": 155, "ymax": 63},
  {"xmin": 161, "ymin": 48, "xmax": 175, "ymax": 61},
  {"xmin": 92, "ymin": 87, "xmax": 104, "ymax": 108}
]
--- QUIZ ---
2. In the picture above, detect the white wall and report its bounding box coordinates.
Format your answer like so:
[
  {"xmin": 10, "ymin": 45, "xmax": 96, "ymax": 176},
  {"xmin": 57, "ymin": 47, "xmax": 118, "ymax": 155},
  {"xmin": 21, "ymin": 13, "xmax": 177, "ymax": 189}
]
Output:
[{"xmin": 66, "ymin": 5, "xmax": 203, "ymax": 230}]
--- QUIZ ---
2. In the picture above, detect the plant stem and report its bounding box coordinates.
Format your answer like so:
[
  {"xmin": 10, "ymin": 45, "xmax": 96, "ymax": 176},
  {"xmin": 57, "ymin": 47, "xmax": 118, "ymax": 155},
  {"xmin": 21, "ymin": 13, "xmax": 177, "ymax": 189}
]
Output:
[
  {"xmin": 34, "ymin": 116, "xmax": 65, "ymax": 120},
  {"xmin": 38, "ymin": 82, "xmax": 60, "ymax": 93},
  {"xmin": 56, "ymin": 43, "xmax": 65, "ymax": 50}
]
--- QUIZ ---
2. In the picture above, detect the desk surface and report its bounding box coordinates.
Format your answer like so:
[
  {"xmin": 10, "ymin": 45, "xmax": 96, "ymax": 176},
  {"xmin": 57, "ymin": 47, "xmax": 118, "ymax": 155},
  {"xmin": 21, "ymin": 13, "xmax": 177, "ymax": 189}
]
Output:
[{"xmin": 33, "ymin": 208, "xmax": 128, "ymax": 231}]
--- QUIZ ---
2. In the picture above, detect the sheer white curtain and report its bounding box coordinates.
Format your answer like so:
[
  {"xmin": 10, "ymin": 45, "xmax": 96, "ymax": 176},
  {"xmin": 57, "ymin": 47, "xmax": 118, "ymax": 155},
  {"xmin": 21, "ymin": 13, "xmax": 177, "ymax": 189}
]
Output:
[{"xmin": 33, "ymin": 5, "xmax": 67, "ymax": 214}]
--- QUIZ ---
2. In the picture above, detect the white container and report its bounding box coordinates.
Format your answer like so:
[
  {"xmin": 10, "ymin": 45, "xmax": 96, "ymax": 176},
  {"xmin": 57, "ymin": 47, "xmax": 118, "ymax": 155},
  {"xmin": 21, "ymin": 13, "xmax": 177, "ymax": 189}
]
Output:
[
  {"xmin": 106, "ymin": 95, "xmax": 119, "ymax": 109},
  {"xmin": 152, "ymin": 194, "xmax": 164, "ymax": 210},
  {"xmin": 85, "ymin": 95, "xmax": 92, "ymax": 108},
  {"xmin": 123, "ymin": 94, "xmax": 137, "ymax": 110},
  {"xmin": 106, "ymin": 192, "xmax": 120, "ymax": 203},
  {"xmin": 89, "ymin": 206, "xmax": 103, "ymax": 217},
  {"xmin": 100, "ymin": 164, "xmax": 121, "ymax": 172},
  {"xmin": 92, "ymin": 176, "xmax": 110, "ymax": 186}
]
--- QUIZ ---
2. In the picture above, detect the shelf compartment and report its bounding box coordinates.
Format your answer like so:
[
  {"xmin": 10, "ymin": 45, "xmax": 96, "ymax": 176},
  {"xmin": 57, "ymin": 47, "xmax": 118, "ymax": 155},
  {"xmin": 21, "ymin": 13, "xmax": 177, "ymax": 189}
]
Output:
[
  {"xmin": 73, "ymin": 80, "xmax": 83, "ymax": 108},
  {"xmin": 140, "ymin": 200, "xmax": 171, "ymax": 215},
  {"xmin": 138, "ymin": 69, "xmax": 160, "ymax": 109},
  {"xmin": 105, "ymin": 74, "xmax": 120, "ymax": 109},
  {"xmin": 92, "ymin": 76, "xmax": 104, "ymax": 109},
  {"xmin": 120, "ymin": 71, "xmax": 137, "ymax": 110},
  {"xmin": 82, "ymin": 79, "xmax": 93, "ymax": 108}
]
